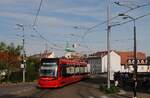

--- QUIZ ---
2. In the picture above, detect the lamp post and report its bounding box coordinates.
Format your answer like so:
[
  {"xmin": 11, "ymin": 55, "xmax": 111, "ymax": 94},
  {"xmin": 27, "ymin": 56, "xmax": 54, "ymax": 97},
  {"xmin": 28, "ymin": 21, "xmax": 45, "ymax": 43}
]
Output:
[
  {"xmin": 16, "ymin": 24, "xmax": 26, "ymax": 83},
  {"xmin": 118, "ymin": 14, "xmax": 137, "ymax": 98}
]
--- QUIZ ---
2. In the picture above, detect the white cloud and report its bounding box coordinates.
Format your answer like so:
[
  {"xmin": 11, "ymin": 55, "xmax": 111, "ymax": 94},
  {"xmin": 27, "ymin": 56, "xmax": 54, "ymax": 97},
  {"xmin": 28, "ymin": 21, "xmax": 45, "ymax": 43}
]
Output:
[
  {"xmin": 50, "ymin": 6, "xmax": 106, "ymax": 19},
  {"xmin": 0, "ymin": 0, "xmax": 105, "ymax": 28},
  {"xmin": 0, "ymin": 11, "xmax": 96, "ymax": 28},
  {"xmin": 0, "ymin": 0, "xmax": 37, "ymax": 4},
  {"xmin": 0, "ymin": 0, "xmax": 18, "ymax": 4},
  {"xmin": 0, "ymin": 11, "xmax": 98, "ymax": 42}
]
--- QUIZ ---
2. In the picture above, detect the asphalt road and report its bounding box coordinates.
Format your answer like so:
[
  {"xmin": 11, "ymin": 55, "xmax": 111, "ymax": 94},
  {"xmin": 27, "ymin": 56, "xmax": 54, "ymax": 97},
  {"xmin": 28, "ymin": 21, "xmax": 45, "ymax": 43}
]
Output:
[
  {"xmin": 0, "ymin": 75, "xmax": 150, "ymax": 98},
  {"xmin": 0, "ymin": 81, "xmax": 106, "ymax": 98},
  {"xmin": 0, "ymin": 83, "xmax": 36, "ymax": 97},
  {"xmin": 32, "ymin": 82, "xmax": 104, "ymax": 98}
]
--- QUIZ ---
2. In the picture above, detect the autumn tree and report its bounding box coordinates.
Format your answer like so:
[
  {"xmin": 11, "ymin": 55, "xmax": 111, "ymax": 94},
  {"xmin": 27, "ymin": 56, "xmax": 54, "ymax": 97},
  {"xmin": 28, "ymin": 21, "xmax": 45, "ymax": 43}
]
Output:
[{"xmin": 0, "ymin": 42, "xmax": 22, "ymax": 82}]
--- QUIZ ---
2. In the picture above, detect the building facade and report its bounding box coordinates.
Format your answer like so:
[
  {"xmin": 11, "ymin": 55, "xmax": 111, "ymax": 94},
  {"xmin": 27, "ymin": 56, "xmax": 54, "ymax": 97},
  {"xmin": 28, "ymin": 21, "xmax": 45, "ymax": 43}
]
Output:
[
  {"xmin": 118, "ymin": 51, "xmax": 150, "ymax": 72},
  {"xmin": 87, "ymin": 50, "xmax": 121, "ymax": 80},
  {"xmin": 87, "ymin": 56, "xmax": 101, "ymax": 74}
]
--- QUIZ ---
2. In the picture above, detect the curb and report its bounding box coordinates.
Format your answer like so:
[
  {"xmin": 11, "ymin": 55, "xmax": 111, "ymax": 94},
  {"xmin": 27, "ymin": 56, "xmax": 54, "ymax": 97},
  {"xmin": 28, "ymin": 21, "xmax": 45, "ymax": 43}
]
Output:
[
  {"xmin": 0, "ymin": 82, "xmax": 35, "ymax": 88},
  {"xmin": 9, "ymin": 87, "xmax": 36, "ymax": 95}
]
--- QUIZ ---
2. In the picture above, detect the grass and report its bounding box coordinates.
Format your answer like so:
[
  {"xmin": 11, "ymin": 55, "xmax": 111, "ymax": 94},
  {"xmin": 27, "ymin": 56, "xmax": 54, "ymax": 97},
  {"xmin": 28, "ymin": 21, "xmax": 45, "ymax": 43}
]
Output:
[{"xmin": 99, "ymin": 84, "xmax": 119, "ymax": 94}]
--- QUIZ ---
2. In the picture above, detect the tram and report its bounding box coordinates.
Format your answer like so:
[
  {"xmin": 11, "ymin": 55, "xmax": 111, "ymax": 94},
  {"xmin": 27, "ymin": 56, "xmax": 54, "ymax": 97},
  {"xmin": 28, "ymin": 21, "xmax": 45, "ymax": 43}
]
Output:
[{"xmin": 38, "ymin": 58, "xmax": 90, "ymax": 88}]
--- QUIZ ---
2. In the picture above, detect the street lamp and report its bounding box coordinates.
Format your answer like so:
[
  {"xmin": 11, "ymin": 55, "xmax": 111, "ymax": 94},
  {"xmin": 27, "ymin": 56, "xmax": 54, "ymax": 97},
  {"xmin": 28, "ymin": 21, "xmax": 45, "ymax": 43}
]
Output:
[
  {"xmin": 16, "ymin": 24, "xmax": 26, "ymax": 83},
  {"xmin": 118, "ymin": 14, "xmax": 137, "ymax": 98}
]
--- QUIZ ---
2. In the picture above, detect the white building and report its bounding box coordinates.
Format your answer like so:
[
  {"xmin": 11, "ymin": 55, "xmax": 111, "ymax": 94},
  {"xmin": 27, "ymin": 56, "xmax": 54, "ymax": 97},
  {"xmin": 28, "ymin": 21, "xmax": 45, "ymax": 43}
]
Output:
[{"xmin": 87, "ymin": 50, "xmax": 121, "ymax": 80}]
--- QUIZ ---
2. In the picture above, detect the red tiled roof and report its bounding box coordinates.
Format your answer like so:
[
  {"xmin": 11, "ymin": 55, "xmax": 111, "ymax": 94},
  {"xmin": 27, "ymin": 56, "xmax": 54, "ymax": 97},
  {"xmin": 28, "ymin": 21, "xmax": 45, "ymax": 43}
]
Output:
[
  {"xmin": 89, "ymin": 50, "xmax": 118, "ymax": 57},
  {"xmin": 91, "ymin": 51, "xmax": 108, "ymax": 57},
  {"xmin": 89, "ymin": 51, "xmax": 146, "ymax": 65},
  {"xmin": 117, "ymin": 51, "xmax": 146, "ymax": 65}
]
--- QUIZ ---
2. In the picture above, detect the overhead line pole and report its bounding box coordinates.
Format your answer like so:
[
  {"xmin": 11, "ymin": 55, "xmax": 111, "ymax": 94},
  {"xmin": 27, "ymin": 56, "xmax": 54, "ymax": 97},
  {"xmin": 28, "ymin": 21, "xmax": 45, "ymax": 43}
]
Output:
[
  {"xmin": 133, "ymin": 18, "xmax": 137, "ymax": 98},
  {"xmin": 22, "ymin": 26, "xmax": 26, "ymax": 83},
  {"xmin": 107, "ymin": 0, "xmax": 111, "ymax": 89},
  {"xmin": 16, "ymin": 24, "xmax": 26, "ymax": 83},
  {"xmin": 118, "ymin": 13, "xmax": 138, "ymax": 98},
  {"xmin": 82, "ymin": 2, "xmax": 150, "ymax": 36}
]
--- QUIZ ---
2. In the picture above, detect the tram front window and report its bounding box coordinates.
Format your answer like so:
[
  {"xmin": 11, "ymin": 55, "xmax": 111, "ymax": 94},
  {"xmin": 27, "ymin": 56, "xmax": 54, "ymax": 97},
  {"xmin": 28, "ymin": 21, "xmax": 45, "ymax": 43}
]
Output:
[{"xmin": 40, "ymin": 62, "xmax": 58, "ymax": 77}]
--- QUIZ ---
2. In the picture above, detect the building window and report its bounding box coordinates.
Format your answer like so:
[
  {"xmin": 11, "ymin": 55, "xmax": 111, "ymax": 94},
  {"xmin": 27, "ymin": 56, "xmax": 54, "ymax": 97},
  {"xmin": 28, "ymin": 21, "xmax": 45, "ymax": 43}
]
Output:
[{"xmin": 141, "ymin": 66, "xmax": 144, "ymax": 70}]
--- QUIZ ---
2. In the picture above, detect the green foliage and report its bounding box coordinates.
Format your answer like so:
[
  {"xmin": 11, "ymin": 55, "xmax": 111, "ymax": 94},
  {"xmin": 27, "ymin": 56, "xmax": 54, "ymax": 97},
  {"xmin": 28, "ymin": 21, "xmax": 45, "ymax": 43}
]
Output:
[
  {"xmin": 0, "ymin": 42, "xmax": 40, "ymax": 83},
  {"xmin": 0, "ymin": 42, "xmax": 22, "ymax": 82},
  {"xmin": 26, "ymin": 57, "xmax": 40, "ymax": 82},
  {"xmin": 4, "ymin": 56, "xmax": 40, "ymax": 82},
  {"xmin": 9, "ymin": 71, "xmax": 22, "ymax": 83},
  {"xmin": 0, "ymin": 42, "xmax": 7, "ymax": 52},
  {"xmin": 0, "ymin": 42, "xmax": 22, "ymax": 55},
  {"xmin": 99, "ymin": 84, "xmax": 119, "ymax": 94}
]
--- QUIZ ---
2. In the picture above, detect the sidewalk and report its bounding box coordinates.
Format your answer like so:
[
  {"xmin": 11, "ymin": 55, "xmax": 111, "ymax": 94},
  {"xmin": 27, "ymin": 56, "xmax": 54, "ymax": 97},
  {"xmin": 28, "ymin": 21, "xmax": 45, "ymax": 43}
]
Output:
[
  {"xmin": 83, "ymin": 75, "xmax": 150, "ymax": 98},
  {"xmin": 0, "ymin": 82, "xmax": 36, "ymax": 88},
  {"xmin": 0, "ymin": 82, "xmax": 37, "ymax": 96}
]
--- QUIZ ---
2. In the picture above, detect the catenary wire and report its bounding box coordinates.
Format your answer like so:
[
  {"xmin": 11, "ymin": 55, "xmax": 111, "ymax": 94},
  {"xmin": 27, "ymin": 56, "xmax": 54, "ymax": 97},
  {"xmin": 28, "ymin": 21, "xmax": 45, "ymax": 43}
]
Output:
[
  {"xmin": 33, "ymin": 0, "xmax": 44, "ymax": 26},
  {"xmin": 81, "ymin": 2, "xmax": 150, "ymax": 38}
]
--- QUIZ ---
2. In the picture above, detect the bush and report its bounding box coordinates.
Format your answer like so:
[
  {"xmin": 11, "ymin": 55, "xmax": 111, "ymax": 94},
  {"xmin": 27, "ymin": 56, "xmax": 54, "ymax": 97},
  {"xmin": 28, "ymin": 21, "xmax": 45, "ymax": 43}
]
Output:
[
  {"xmin": 9, "ymin": 71, "xmax": 22, "ymax": 83},
  {"xmin": 99, "ymin": 84, "xmax": 119, "ymax": 94}
]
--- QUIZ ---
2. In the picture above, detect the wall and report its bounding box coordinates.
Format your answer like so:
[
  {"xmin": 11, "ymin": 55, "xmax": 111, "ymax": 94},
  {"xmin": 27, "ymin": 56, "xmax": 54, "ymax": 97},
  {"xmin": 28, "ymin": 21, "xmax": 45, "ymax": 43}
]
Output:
[
  {"xmin": 121, "ymin": 65, "xmax": 150, "ymax": 72},
  {"xmin": 102, "ymin": 51, "xmax": 121, "ymax": 80},
  {"xmin": 87, "ymin": 57, "xmax": 101, "ymax": 74}
]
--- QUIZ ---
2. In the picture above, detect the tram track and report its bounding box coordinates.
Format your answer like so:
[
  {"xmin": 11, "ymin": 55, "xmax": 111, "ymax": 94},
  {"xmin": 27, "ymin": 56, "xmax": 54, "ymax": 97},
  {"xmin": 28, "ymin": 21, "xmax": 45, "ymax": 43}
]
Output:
[{"xmin": 29, "ymin": 89, "xmax": 51, "ymax": 98}]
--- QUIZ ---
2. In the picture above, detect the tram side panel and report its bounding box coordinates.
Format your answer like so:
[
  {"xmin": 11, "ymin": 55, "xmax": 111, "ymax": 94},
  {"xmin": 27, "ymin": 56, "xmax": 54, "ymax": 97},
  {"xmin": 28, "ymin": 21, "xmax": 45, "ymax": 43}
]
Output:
[{"xmin": 38, "ymin": 58, "xmax": 89, "ymax": 88}]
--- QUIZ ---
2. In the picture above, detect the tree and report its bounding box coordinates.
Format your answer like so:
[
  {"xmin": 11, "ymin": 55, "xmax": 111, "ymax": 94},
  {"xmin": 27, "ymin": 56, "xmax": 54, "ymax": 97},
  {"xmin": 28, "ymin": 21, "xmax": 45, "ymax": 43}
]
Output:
[
  {"xmin": 0, "ymin": 42, "xmax": 22, "ymax": 82},
  {"xmin": 26, "ymin": 57, "xmax": 40, "ymax": 82},
  {"xmin": 0, "ymin": 42, "xmax": 7, "ymax": 52}
]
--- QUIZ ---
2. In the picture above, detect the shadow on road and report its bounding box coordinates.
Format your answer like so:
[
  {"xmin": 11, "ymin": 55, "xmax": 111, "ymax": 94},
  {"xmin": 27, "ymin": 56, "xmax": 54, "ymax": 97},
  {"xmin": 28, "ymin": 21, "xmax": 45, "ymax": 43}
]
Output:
[
  {"xmin": 0, "ymin": 95, "xmax": 27, "ymax": 98},
  {"xmin": 82, "ymin": 74, "xmax": 150, "ymax": 94},
  {"xmin": 82, "ymin": 74, "xmax": 107, "ymax": 85}
]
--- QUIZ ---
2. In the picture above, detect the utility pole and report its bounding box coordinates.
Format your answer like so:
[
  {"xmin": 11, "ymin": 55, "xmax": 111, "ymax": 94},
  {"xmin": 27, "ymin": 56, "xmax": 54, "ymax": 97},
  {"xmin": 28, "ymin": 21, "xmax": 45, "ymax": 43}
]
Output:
[
  {"xmin": 107, "ymin": 0, "xmax": 111, "ymax": 89},
  {"xmin": 16, "ymin": 24, "xmax": 26, "ymax": 83},
  {"xmin": 133, "ymin": 18, "xmax": 137, "ymax": 98},
  {"xmin": 118, "ymin": 14, "xmax": 137, "ymax": 98}
]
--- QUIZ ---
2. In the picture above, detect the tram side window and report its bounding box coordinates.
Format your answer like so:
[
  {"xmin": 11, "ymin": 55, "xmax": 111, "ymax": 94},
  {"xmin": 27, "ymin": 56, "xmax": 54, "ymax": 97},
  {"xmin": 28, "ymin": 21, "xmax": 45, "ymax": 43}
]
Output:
[
  {"xmin": 66, "ymin": 66, "xmax": 74, "ymax": 76},
  {"xmin": 75, "ymin": 67, "xmax": 80, "ymax": 75},
  {"xmin": 62, "ymin": 65, "xmax": 67, "ymax": 77},
  {"xmin": 62, "ymin": 65, "xmax": 74, "ymax": 77},
  {"xmin": 85, "ymin": 67, "xmax": 88, "ymax": 73},
  {"xmin": 80, "ymin": 67, "xmax": 85, "ymax": 74}
]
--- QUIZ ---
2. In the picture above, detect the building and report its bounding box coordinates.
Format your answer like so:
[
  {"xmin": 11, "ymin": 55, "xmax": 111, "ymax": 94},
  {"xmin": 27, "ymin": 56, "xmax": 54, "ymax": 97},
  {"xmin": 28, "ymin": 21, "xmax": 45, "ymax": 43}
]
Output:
[
  {"xmin": 87, "ymin": 50, "xmax": 121, "ymax": 80},
  {"xmin": 31, "ymin": 51, "xmax": 55, "ymax": 59},
  {"xmin": 65, "ymin": 52, "xmax": 82, "ymax": 59},
  {"xmin": 87, "ymin": 56, "xmax": 101, "ymax": 74},
  {"xmin": 118, "ymin": 51, "xmax": 149, "ymax": 72}
]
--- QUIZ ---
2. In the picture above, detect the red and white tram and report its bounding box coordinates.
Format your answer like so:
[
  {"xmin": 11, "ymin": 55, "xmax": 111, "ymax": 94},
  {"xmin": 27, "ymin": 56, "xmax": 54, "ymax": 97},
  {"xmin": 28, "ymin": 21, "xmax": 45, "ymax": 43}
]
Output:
[{"xmin": 38, "ymin": 58, "xmax": 90, "ymax": 88}]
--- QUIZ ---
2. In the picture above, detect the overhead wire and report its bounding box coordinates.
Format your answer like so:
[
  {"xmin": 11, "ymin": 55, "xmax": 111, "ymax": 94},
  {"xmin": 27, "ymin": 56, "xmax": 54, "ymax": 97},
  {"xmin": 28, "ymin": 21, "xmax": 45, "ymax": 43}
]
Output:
[
  {"xmin": 81, "ymin": 2, "xmax": 150, "ymax": 38},
  {"xmin": 33, "ymin": 0, "xmax": 43, "ymax": 27},
  {"xmin": 32, "ymin": 28, "xmax": 64, "ymax": 51},
  {"xmin": 112, "ymin": 12, "xmax": 150, "ymax": 27},
  {"xmin": 76, "ymin": 2, "xmax": 150, "ymax": 51},
  {"xmin": 32, "ymin": 1, "xmax": 150, "ymax": 53},
  {"xmin": 73, "ymin": 2, "xmax": 150, "ymax": 52},
  {"xmin": 68, "ymin": 33, "xmax": 92, "ymax": 50},
  {"xmin": 31, "ymin": 0, "xmax": 65, "ymax": 52}
]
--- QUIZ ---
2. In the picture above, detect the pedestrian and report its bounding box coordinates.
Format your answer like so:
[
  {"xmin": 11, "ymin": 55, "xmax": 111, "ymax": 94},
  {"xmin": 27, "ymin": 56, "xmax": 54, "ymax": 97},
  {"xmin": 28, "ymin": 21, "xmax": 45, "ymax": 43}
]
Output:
[
  {"xmin": 114, "ymin": 72, "xmax": 119, "ymax": 87},
  {"xmin": 115, "ymin": 79, "xmax": 119, "ymax": 87}
]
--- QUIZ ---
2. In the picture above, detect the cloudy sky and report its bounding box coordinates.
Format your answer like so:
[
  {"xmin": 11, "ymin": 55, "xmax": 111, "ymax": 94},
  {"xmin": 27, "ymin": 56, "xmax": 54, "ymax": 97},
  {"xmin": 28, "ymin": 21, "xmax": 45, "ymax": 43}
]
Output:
[{"xmin": 0, "ymin": 0, "xmax": 150, "ymax": 56}]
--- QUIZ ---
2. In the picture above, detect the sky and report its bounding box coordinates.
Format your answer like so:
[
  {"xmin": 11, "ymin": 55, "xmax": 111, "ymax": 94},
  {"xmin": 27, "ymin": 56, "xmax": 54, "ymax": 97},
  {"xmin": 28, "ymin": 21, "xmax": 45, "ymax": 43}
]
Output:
[{"xmin": 0, "ymin": 0, "xmax": 150, "ymax": 57}]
